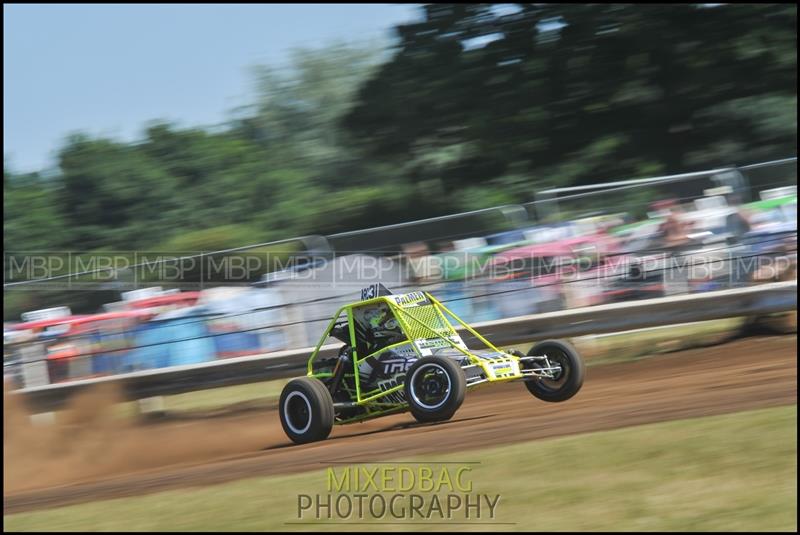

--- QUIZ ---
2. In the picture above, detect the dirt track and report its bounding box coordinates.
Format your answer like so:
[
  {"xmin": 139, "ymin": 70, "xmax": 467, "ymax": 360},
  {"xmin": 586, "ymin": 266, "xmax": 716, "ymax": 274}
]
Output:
[{"xmin": 4, "ymin": 335, "xmax": 797, "ymax": 514}]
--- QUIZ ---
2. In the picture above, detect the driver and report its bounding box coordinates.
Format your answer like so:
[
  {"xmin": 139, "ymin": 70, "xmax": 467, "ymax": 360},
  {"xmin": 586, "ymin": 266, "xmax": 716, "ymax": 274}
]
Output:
[
  {"xmin": 359, "ymin": 303, "xmax": 401, "ymax": 341},
  {"xmin": 356, "ymin": 303, "xmax": 405, "ymax": 383}
]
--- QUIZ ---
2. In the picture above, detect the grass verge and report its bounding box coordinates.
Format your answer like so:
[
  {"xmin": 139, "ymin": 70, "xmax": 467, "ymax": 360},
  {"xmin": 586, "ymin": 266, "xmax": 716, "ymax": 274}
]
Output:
[{"xmin": 5, "ymin": 404, "xmax": 796, "ymax": 532}]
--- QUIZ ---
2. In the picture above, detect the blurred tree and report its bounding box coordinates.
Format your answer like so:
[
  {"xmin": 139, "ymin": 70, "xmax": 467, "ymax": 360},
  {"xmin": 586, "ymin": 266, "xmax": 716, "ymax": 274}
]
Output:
[
  {"xmin": 232, "ymin": 41, "xmax": 389, "ymax": 188},
  {"xmin": 344, "ymin": 3, "xmax": 797, "ymax": 189},
  {"xmin": 58, "ymin": 134, "xmax": 181, "ymax": 249},
  {"xmin": 3, "ymin": 12, "xmax": 797, "ymax": 319},
  {"xmin": 228, "ymin": 41, "xmax": 429, "ymax": 233},
  {"xmin": 140, "ymin": 123, "xmax": 270, "ymax": 232},
  {"xmin": 4, "ymin": 168, "xmax": 68, "ymax": 252}
]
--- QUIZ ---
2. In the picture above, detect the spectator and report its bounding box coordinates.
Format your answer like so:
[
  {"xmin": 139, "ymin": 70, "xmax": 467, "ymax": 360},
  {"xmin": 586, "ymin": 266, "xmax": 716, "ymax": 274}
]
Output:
[
  {"xmin": 659, "ymin": 208, "xmax": 690, "ymax": 249},
  {"xmin": 725, "ymin": 209, "xmax": 752, "ymax": 238}
]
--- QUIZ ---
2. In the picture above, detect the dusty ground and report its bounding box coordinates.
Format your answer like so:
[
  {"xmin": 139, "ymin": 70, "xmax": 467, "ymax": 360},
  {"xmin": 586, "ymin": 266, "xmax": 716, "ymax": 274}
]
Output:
[{"xmin": 4, "ymin": 335, "xmax": 797, "ymax": 514}]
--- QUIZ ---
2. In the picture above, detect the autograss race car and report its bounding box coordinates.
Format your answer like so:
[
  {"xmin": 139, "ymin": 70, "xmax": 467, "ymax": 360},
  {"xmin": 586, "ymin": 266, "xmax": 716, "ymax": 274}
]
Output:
[{"xmin": 279, "ymin": 284, "xmax": 585, "ymax": 444}]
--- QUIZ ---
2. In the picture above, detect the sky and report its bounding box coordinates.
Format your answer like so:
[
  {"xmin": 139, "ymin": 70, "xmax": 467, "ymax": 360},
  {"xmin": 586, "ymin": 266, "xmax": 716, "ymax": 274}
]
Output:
[{"xmin": 3, "ymin": 3, "xmax": 422, "ymax": 173}]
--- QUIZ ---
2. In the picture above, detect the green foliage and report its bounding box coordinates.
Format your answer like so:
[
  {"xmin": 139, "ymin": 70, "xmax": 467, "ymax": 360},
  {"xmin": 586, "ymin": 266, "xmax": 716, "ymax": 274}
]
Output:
[
  {"xmin": 344, "ymin": 3, "xmax": 797, "ymax": 188},
  {"xmin": 58, "ymin": 135, "xmax": 180, "ymax": 249},
  {"xmin": 154, "ymin": 224, "xmax": 269, "ymax": 252},
  {"xmin": 4, "ymin": 170, "xmax": 68, "ymax": 252},
  {"xmin": 3, "ymin": 6, "xmax": 798, "ymax": 318}
]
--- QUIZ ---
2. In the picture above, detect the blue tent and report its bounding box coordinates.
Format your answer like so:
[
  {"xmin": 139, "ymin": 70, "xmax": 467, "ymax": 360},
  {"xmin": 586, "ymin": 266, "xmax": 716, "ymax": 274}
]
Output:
[{"xmin": 125, "ymin": 310, "xmax": 216, "ymax": 371}]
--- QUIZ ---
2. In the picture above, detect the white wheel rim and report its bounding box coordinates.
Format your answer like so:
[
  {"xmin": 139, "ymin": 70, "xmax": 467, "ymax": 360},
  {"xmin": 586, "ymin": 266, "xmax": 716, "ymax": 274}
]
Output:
[
  {"xmin": 283, "ymin": 391, "xmax": 312, "ymax": 435},
  {"xmin": 409, "ymin": 363, "xmax": 452, "ymax": 410}
]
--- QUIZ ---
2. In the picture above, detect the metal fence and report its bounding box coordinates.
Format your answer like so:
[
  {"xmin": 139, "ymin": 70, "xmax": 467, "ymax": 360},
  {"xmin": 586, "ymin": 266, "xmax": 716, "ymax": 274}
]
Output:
[
  {"xmin": 11, "ymin": 280, "xmax": 797, "ymax": 413},
  {"xmin": 4, "ymin": 157, "xmax": 797, "ymax": 392}
]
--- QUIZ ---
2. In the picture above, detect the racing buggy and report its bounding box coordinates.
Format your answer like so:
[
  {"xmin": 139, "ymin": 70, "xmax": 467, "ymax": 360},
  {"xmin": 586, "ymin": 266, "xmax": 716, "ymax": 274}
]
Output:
[{"xmin": 279, "ymin": 284, "xmax": 585, "ymax": 443}]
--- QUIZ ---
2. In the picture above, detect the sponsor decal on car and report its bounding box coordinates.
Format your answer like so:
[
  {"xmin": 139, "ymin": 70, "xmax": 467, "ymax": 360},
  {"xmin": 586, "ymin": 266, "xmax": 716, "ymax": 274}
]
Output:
[
  {"xmin": 389, "ymin": 292, "xmax": 429, "ymax": 307},
  {"xmin": 486, "ymin": 359, "xmax": 521, "ymax": 380},
  {"xmin": 414, "ymin": 335, "xmax": 468, "ymax": 355}
]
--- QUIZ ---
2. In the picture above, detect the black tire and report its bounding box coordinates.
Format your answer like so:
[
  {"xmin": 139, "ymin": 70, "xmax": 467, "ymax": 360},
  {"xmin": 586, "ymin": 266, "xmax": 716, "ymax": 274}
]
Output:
[
  {"xmin": 524, "ymin": 339, "xmax": 585, "ymax": 402},
  {"xmin": 279, "ymin": 377, "xmax": 335, "ymax": 444},
  {"xmin": 404, "ymin": 356, "xmax": 466, "ymax": 423}
]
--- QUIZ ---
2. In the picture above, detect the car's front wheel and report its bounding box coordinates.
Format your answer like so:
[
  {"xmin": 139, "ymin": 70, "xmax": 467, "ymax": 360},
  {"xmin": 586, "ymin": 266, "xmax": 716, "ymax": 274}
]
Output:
[
  {"xmin": 405, "ymin": 356, "xmax": 466, "ymax": 423},
  {"xmin": 279, "ymin": 377, "xmax": 335, "ymax": 444},
  {"xmin": 523, "ymin": 339, "xmax": 585, "ymax": 402}
]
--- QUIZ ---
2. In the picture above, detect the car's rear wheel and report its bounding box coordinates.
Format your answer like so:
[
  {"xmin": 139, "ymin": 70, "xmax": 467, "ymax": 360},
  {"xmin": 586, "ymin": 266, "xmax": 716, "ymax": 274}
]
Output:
[
  {"xmin": 405, "ymin": 356, "xmax": 466, "ymax": 423},
  {"xmin": 279, "ymin": 377, "xmax": 335, "ymax": 444},
  {"xmin": 523, "ymin": 339, "xmax": 585, "ymax": 402}
]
